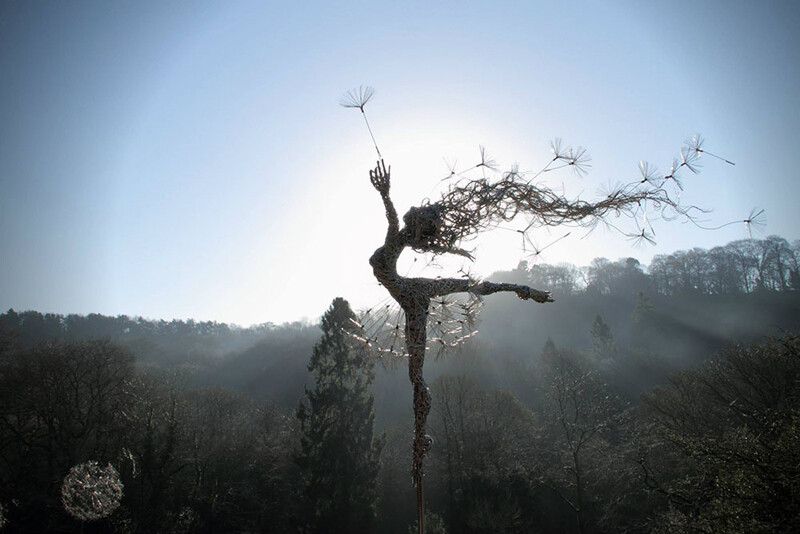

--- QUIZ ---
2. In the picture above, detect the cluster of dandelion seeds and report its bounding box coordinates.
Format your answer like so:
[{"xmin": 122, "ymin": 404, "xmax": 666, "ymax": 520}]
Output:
[
  {"xmin": 349, "ymin": 290, "xmax": 482, "ymax": 361},
  {"xmin": 61, "ymin": 461, "xmax": 124, "ymax": 522}
]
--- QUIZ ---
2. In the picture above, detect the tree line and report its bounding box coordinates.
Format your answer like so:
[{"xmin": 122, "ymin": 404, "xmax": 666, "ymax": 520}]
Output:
[
  {"xmin": 0, "ymin": 309, "xmax": 301, "ymax": 357},
  {"xmin": 2, "ymin": 236, "xmax": 795, "ymax": 355},
  {"xmin": 516, "ymin": 236, "xmax": 800, "ymax": 297}
]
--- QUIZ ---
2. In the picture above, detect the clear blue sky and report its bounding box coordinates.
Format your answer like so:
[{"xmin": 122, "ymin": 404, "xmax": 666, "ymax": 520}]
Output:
[{"xmin": 2, "ymin": 0, "xmax": 798, "ymax": 325}]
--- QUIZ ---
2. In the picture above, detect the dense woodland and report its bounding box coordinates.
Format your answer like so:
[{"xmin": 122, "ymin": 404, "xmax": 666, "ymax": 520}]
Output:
[{"xmin": 1, "ymin": 236, "xmax": 800, "ymax": 533}]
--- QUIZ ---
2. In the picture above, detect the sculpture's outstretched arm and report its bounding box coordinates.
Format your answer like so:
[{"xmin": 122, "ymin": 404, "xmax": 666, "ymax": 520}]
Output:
[
  {"xmin": 429, "ymin": 277, "xmax": 553, "ymax": 302},
  {"xmin": 370, "ymin": 160, "xmax": 399, "ymax": 240}
]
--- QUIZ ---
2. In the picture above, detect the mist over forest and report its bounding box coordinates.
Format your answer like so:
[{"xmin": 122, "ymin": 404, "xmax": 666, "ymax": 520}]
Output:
[{"xmin": 2, "ymin": 235, "xmax": 799, "ymax": 533}]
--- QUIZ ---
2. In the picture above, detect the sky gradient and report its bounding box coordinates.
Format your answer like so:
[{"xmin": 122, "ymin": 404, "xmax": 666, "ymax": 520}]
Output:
[{"xmin": 2, "ymin": 0, "xmax": 799, "ymax": 325}]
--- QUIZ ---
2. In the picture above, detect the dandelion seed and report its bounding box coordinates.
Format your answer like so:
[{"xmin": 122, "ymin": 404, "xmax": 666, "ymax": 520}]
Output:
[
  {"xmin": 441, "ymin": 157, "xmax": 458, "ymax": 181},
  {"xmin": 477, "ymin": 145, "xmax": 498, "ymax": 173},
  {"xmin": 691, "ymin": 207, "xmax": 766, "ymax": 238},
  {"xmin": 627, "ymin": 228, "xmax": 656, "ymax": 247},
  {"xmin": 685, "ymin": 134, "xmax": 704, "ymax": 154},
  {"xmin": 679, "ymin": 146, "xmax": 702, "ymax": 174},
  {"xmin": 564, "ymin": 146, "xmax": 591, "ymax": 176},
  {"xmin": 597, "ymin": 180, "xmax": 625, "ymax": 200},
  {"xmin": 685, "ymin": 134, "xmax": 733, "ymax": 165},
  {"xmin": 341, "ymin": 85, "xmax": 382, "ymax": 158},
  {"xmin": 638, "ymin": 161, "xmax": 659, "ymax": 184},
  {"xmin": 684, "ymin": 134, "xmax": 736, "ymax": 165},
  {"xmin": 521, "ymin": 231, "xmax": 570, "ymax": 262},
  {"xmin": 550, "ymin": 138, "xmax": 565, "ymax": 160},
  {"xmin": 504, "ymin": 164, "xmax": 522, "ymax": 182},
  {"xmin": 663, "ymin": 157, "xmax": 684, "ymax": 190},
  {"xmin": 744, "ymin": 207, "xmax": 766, "ymax": 238}
]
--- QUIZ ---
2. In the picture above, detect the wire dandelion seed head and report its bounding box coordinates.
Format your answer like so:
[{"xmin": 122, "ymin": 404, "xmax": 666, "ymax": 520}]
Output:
[
  {"xmin": 550, "ymin": 138, "xmax": 565, "ymax": 160},
  {"xmin": 441, "ymin": 157, "xmax": 459, "ymax": 181},
  {"xmin": 627, "ymin": 228, "xmax": 657, "ymax": 248},
  {"xmin": 687, "ymin": 133, "xmax": 730, "ymax": 164},
  {"xmin": 744, "ymin": 207, "xmax": 767, "ymax": 238},
  {"xmin": 662, "ymin": 157, "xmax": 684, "ymax": 191},
  {"xmin": 685, "ymin": 134, "xmax": 704, "ymax": 155},
  {"xmin": 564, "ymin": 146, "xmax": 591, "ymax": 176},
  {"xmin": 339, "ymin": 85, "xmax": 376, "ymax": 112},
  {"xmin": 688, "ymin": 205, "xmax": 762, "ymax": 235},
  {"xmin": 597, "ymin": 179, "xmax": 625, "ymax": 200},
  {"xmin": 516, "ymin": 230, "xmax": 571, "ymax": 263},
  {"xmin": 622, "ymin": 201, "xmax": 657, "ymax": 247},
  {"xmin": 638, "ymin": 161, "xmax": 660, "ymax": 184},
  {"xmin": 679, "ymin": 146, "xmax": 702, "ymax": 174},
  {"xmin": 667, "ymin": 158, "xmax": 679, "ymax": 177},
  {"xmin": 504, "ymin": 163, "xmax": 522, "ymax": 182},
  {"xmin": 477, "ymin": 145, "xmax": 498, "ymax": 172},
  {"xmin": 684, "ymin": 134, "xmax": 736, "ymax": 166}
]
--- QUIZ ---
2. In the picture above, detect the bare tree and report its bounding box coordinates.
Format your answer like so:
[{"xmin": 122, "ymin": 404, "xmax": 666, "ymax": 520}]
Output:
[
  {"xmin": 540, "ymin": 348, "xmax": 628, "ymax": 534},
  {"xmin": 344, "ymin": 86, "xmax": 733, "ymax": 533}
]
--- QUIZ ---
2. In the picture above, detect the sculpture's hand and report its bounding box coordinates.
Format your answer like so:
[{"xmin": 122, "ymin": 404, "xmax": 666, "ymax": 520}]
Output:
[{"xmin": 369, "ymin": 159, "xmax": 391, "ymax": 194}]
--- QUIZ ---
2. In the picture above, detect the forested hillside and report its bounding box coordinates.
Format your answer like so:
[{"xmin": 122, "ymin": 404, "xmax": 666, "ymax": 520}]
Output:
[{"xmin": 1, "ymin": 236, "xmax": 799, "ymax": 533}]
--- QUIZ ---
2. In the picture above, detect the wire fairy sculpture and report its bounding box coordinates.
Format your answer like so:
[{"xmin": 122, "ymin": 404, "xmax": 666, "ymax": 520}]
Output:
[{"xmin": 341, "ymin": 86, "xmax": 745, "ymax": 534}]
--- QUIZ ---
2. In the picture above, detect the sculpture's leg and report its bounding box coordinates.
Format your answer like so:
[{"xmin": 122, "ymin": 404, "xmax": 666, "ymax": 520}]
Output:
[{"xmin": 405, "ymin": 305, "xmax": 431, "ymax": 534}]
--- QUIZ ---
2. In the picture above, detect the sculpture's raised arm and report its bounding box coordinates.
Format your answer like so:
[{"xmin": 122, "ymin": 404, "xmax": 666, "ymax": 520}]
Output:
[{"xmin": 369, "ymin": 160, "xmax": 399, "ymax": 240}]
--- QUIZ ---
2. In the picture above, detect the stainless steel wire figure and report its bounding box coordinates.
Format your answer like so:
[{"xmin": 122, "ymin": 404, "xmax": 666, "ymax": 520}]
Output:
[{"xmin": 345, "ymin": 88, "xmax": 739, "ymax": 534}]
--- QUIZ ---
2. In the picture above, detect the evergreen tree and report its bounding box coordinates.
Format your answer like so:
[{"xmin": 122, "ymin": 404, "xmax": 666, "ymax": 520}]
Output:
[
  {"xmin": 541, "ymin": 336, "xmax": 558, "ymax": 364},
  {"xmin": 296, "ymin": 298, "xmax": 383, "ymax": 534},
  {"xmin": 590, "ymin": 314, "xmax": 614, "ymax": 359},
  {"xmin": 631, "ymin": 291, "xmax": 656, "ymax": 349},
  {"xmin": 631, "ymin": 291, "xmax": 654, "ymax": 324}
]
